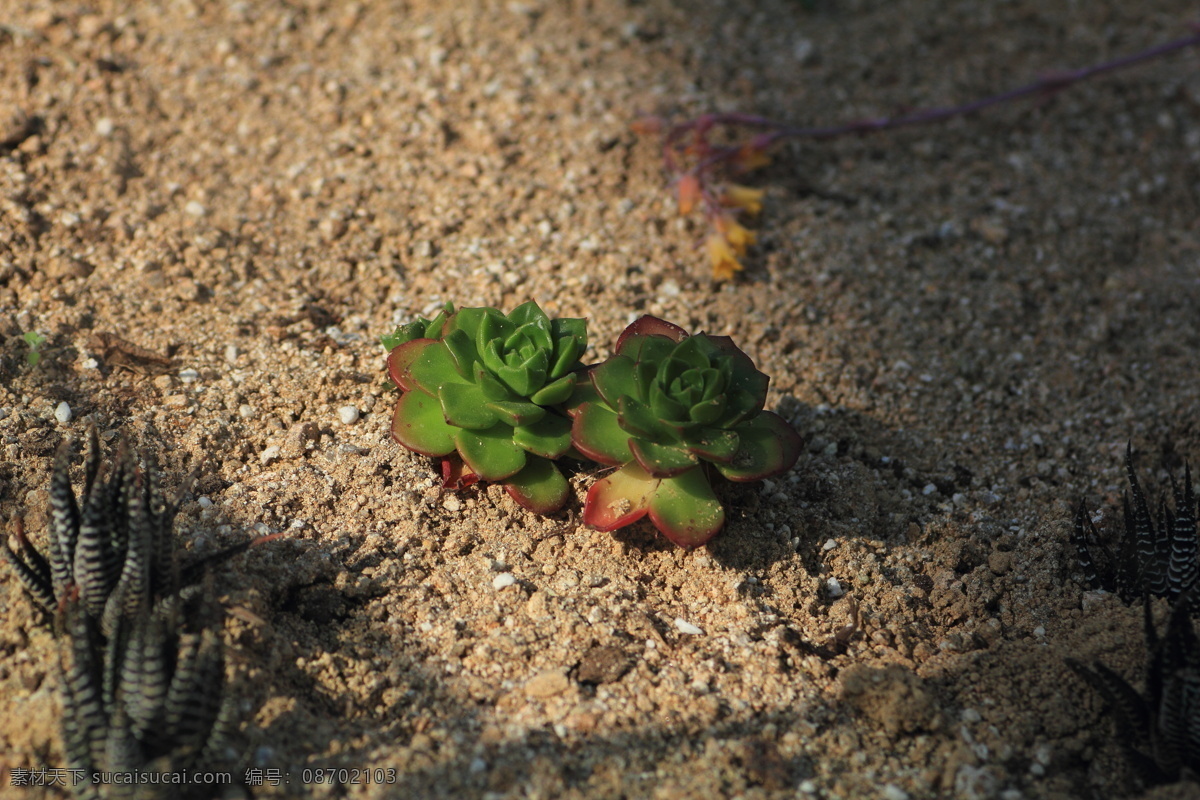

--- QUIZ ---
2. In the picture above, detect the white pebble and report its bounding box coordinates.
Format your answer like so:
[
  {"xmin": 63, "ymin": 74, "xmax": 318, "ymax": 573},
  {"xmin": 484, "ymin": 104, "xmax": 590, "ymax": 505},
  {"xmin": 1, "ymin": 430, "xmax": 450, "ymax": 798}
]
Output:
[
  {"xmin": 260, "ymin": 445, "xmax": 281, "ymax": 465},
  {"xmin": 184, "ymin": 200, "xmax": 208, "ymax": 217},
  {"xmin": 95, "ymin": 117, "xmax": 115, "ymax": 137},
  {"xmin": 674, "ymin": 618, "xmax": 703, "ymax": 636},
  {"xmin": 82, "ymin": 358, "xmax": 99, "ymax": 370},
  {"xmin": 224, "ymin": 344, "xmax": 239, "ymax": 363},
  {"xmin": 922, "ymin": 483, "xmax": 937, "ymax": 495},
  {"xmin": 54, "ymin": 401, "xmax": 72, "ymax": 423},
  {"xmin": 238, "ymin": 404, "xmax": 255, "ymax": 419},
  {"xmin": 492, "ymin": 572, "xmax": 517, "ymax": 590},
  {"xmin": 822, "ymin": 538, "xmax": 838, "ymax": 551},
  {"xmin": 826, "ymin": 577, "xmax": 845, "ymax": 598},
  {"xmin": 337, "ymin": 405, "xmax": 360, "ymax": 425},
  {"xmin": 179, "ymin": 368, "xmax": 200, "ymax": 383},
  {"xmin": 881, "ymin": 786, "xmax": 909, "ymax": 800},
  {"xmin": 197, "ymin": 496, "xmax": 214, "ymax": 509}
]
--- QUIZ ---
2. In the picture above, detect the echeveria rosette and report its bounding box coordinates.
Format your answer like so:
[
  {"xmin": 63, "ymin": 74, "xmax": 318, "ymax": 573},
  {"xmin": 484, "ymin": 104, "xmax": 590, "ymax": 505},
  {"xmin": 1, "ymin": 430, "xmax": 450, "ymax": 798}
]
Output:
[
  {"xmin": 568, "ymin": 316, "xmax": 802, "ymax": 548},
  {"xmin": 386, "ymin": 301, "xmax": 586, "ymax": 514}
]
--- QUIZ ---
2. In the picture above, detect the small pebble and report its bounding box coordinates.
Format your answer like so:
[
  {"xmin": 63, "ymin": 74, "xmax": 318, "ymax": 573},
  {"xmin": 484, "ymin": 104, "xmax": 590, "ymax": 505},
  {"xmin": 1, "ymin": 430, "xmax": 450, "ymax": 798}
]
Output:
[
  {"xmin": 260, "ymin": 445, "xmax": 281, "ymax": 465},
  {"xmin": 179, "ymin": 368, "xmax": 200, "ymax": 383},
  {"xmin": 54, "ymin": 401, "xmax": 72, "ymax": 423},
  {"xmin": 184, "ymin": 200, "xmax": 208, "ymax": 217},
  {"xmin": 826, "ymin": 577, "xmax": 845, "ymax": 598},
  {"xmin": 95, "ymin": 117, "xmax": 115, "ymax": 137},
  {"xmin": 524, "ymin": 670, "xmax": 569, "ymax": 698},
  {"xmin": 197, "ymin": 496, "xmax": 214, "ymax": 509},
  {"xmin": 822, "ymin": 538, "xmax": 838, "ymax": 551},
  {"xmin": 674, "ymin": 618, "xmax": 703, "ymax": 636},
  {"xmin": 337, "ymin": 405, "xmax": 360, "ymax": 424},
  {"xmin": 224, "ymin": 344, "xmax": 239, "ymax": 363},
  {"xmin": 492, "ymin": 573, "xmax": 517, "ymax": 590},
  {"xmin": 238, "ymin": 404, "xmax": 255, "ymax": 419}
]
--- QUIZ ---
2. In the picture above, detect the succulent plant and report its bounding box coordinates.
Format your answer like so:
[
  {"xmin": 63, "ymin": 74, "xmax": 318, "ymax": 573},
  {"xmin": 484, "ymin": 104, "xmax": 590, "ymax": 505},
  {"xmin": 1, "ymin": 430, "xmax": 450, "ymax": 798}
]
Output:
[
  {"xmin": 61, "ymin": 589, "xmax": 238, "ymax": 800},
  {"xmin": 567, "ymin": 316, "xmax": 801, "ymax": 547},
  {"xmin": 1072, "ymin": 444, "xmax": 1198, "ymax": 608},
  {"xmin": 2, "ymin": 429, "xmax": 186, "ymax": 634},
  {"xmin": 0, "ymin": 428, "xmax": 249, "ymax": 798},
  {"xmin": 1068, "ymin": 593, "xmax": 1200, "ymax": 787},
  {"xmin": 2, "ymin": 428, "xmax": 275, "ymax": 631},
  {"xmin": 386, "ymin": 301, "xmax": 587, "ymax": 514}
]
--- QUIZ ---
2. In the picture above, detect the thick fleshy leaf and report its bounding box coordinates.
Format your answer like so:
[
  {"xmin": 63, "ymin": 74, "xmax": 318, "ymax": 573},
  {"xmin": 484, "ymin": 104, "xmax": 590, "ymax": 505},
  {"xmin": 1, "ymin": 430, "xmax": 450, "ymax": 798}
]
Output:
[
  {"xmin": 648, "ymin": 383, "xmax": 688, "ymax": 422},
  {"xmin": 629, "ymin": 438, "xmax": 698, "ymax": 477},
  {"xmin": 440, "ymin": 382, "xmax": 499, "ymax": 429},
  {"xmin": 564, "ymin": 372, "xmax": 601, "ymax": 416},
  {"xmin": 620, "ymin": 333, "xmax": 679, "ymax": 365},
  {"xmin": 571, "ymin": 402, "xmax": 633, "ymax": 466},
  {"xmin": 386, "ymin": 339, "xmax": 435, "ymax": 392},
  {"xmin": 583, "ymin": 462, "xmax": 657, "ymax": 532},
  {"xmin": 590, "ymin": 356, "xmax": 639, "ymax": 408},
  {"xmin": 487, "ymin": 400, "xmax": 546, "ymax": 428},
  {"xmin": 618, "ymin": 396, "xmax": 681, "ymax": 441},
  {"xmin": 476, "ymin": 368, "xmax": 514, "ymax": 403},
  {"xmin": 529, "ymin": 373, "xmax": 577, "ymax": 407},
  {"xmin": 688, "ymin": 396, "xmax": 726, "ymax": 426},
  {"xmin": 513, "ymin": 412, "xmax": 573, "ymax": 459},
  {"xmin": 392, "ymin": 390, "xmax": 456, "ymax": 456},
  {"xmin": 670, "ymin": 335, "xmax": 716, "ymax": 369},
  {"xmin": 684, "ymin": 428, "xmax": 741, "ymax": 463},
  {"xmin": 504, "ymin": 457, "xmax": 569, "ymax": 514},
  {"xmin": 442, "ymin": 328, "xmax": 480, "ymax": 375},
  {"xmin": 722, "ymin": 387, "xmax": 767, "ymax": 427},
  {"xmin": 550, "ymin": 318, "xmax": 587, "ymax": 377},
  {"xmin": 706, "ymin": 335, "xmax": 769, "ymax": 410},
  {"xmin": 615, "ymin": 316, "xmax": 688, "ymax": 353},
  {"xmin": 454, "ymin": 425, "xmax": 526, "ymax": 481},
  {"xmin": 647, "ymin": 468, "xmax": 726, "ymax": 547},
  {"xmin": 409, "ymin": 341, "xmax": 469, "ymax": 395},
  {"xmin": 451, "ymin": 307, "xmax": 492, "ymax": 342},
  {"xmin": 493, "ymin": 356, "xmax": 545, "ymax": 397},
  {"xmin": 715, "ymin": 411, "xmax": 803, "ymax": 482}
]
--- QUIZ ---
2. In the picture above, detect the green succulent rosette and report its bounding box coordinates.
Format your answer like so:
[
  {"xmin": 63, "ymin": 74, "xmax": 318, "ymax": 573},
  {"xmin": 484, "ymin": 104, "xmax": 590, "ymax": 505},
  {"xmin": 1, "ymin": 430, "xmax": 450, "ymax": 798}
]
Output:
[
  {"xmin": 386, "ymin": 301, "xmax": 586, "ymax": 513},
  {"xmin": 568, "ymin": 316, "xmax": 801, "ymax": 547}
]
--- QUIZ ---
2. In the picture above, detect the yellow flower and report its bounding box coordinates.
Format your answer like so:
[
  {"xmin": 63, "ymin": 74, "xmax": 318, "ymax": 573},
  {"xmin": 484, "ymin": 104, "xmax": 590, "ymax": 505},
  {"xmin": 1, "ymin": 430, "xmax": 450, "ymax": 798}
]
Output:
[
  {"xmin": 714, "ymin": 214, "xmax": 757, "ymax": 256},
  {"xmin": 720, "ymin": 184, "xmax": 764, "ymax": 215},
  {"xmin": 706, "ymin": 233, "xmax": 743, "ymax": 281},
  {"xmin": 677, "ymin": 174, "xmax": 702, "ymax": 216}
]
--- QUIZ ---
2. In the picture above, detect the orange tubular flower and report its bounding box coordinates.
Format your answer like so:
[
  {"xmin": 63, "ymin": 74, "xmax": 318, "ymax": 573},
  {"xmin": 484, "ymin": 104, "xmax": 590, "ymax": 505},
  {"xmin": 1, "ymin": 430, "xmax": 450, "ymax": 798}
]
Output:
[
  {"xmin": 714, "ymin": 214, "xmax": 757, "ymax": 256},
  {"xmin": 706, "ymin": 233, "xmax": 744, "ymax": 281},
  {"xmin": 720, "ymin": 184, "xmax": 764, "ymax": 215},
  {"xmin": 677, "ymin": 174, "xmax": 702, "ymax": 216},
  {"xmin": 733, "ymin": 144, "xmax": 772, "ymax": 172}
]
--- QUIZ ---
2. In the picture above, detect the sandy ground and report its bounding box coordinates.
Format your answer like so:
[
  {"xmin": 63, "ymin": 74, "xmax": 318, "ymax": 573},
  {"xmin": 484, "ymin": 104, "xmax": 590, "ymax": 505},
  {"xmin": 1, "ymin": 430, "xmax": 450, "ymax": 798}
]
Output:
[{"xmin": 3, "ymin": 0, "xmax": 1200, "ymax": 798}]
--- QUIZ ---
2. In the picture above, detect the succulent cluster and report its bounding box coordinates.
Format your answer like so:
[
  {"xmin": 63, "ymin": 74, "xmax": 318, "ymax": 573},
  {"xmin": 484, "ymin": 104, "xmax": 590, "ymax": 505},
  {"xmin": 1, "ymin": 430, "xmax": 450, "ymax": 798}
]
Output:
[
  {"xmin": 3, "ymin": 430, "xmax": 188, "ymax": 631},
  {"xmin": 1069, "ymin": 594, "xmax": 1200, "ymax": 786},
  {"xmin": 567, "ymin": 316, "xmax": 802, "ymax": 547},
  {"xmin": 2, "ymin": 432, "xmax": 244, "ymax": 798},
  {"xmin": 1072, "ymin": 445, "xmax": 1198, "ymax": 607},
  {"xmin": 386, "ymin": 301, "xmax": 587, "ymax": 513},
  {"xmin": 61, "ymin": 589, "xmax": 238, "ymax": 800},
  {"xmin": 384, "ymin": 308, "xmax": 802, "ymax": 547}
]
